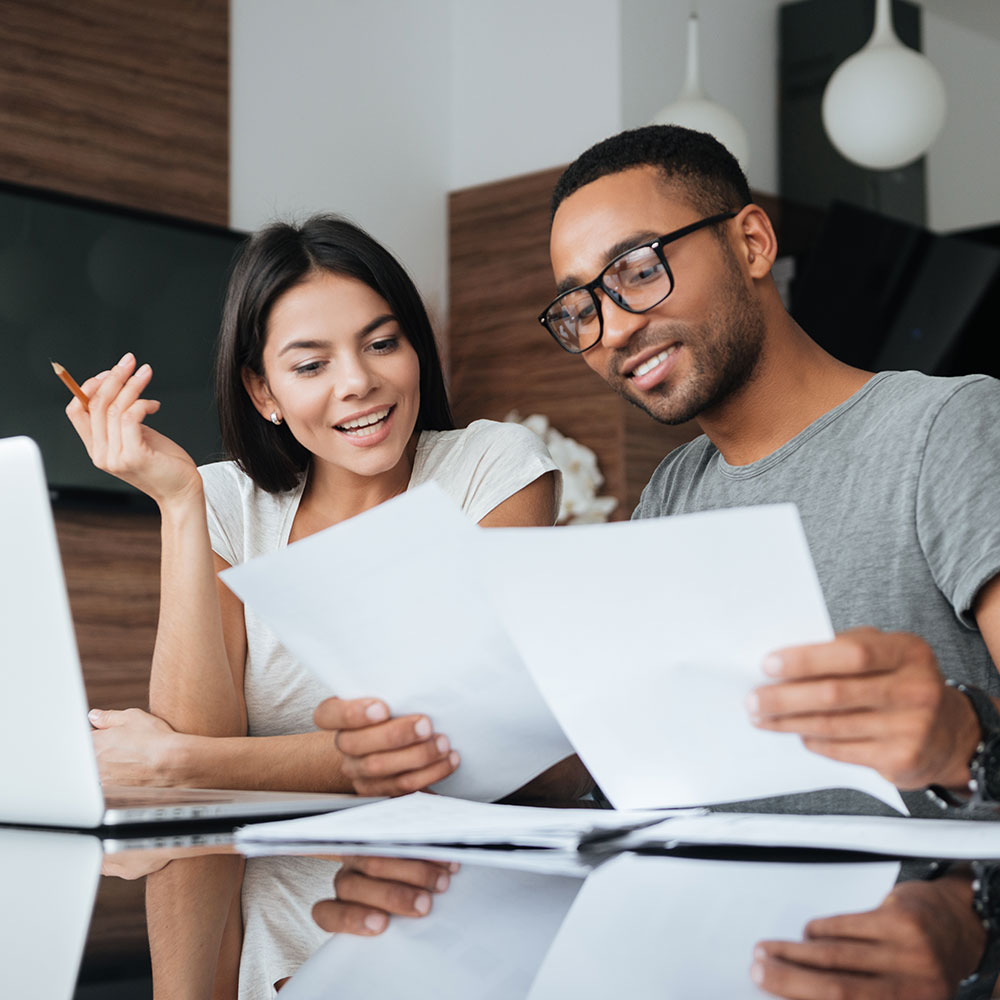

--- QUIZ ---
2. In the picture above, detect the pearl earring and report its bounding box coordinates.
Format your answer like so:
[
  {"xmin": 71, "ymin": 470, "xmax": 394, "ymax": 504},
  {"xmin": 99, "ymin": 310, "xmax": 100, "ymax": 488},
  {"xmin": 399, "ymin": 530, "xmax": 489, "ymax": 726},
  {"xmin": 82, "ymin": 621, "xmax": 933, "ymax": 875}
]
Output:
[{"xmin": 269, "ymin": 412, "xmax": 282, "ymax": 425}]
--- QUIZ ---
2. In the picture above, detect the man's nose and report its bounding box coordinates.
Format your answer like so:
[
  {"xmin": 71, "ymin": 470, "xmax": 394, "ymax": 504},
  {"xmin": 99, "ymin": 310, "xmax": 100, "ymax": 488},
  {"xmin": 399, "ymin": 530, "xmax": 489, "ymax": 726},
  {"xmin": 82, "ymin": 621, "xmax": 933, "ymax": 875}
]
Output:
[{"xmin": 599, "ymin": 292, "xmax": 648, "ymax": 350}]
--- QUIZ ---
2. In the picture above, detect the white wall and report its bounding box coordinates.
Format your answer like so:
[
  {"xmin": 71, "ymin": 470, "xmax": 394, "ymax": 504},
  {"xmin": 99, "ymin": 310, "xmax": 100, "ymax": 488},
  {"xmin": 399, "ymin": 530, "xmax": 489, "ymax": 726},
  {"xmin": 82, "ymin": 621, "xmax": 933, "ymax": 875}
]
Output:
[
  {"xmin": 449, "ymin": 0, "xmax": 622, "ymax": 191},
  {"xmin": 230, "ymin": 0, "xmax": 451, "ymax": 324},
  {"xmin": 231, "ymin": 1, "xmax": 1000, "ymax": 323}
]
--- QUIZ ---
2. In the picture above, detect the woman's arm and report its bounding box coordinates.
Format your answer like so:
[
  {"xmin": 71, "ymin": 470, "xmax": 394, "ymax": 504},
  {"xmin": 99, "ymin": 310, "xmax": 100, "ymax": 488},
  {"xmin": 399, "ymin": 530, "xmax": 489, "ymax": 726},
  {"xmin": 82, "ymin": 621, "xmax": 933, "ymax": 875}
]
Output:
[
  {"xmin": 146, "ymin": 853, "xmax": 245, "ymax": 1000},
  {"xmin": 66, "ymin": 356, "xmax": 246, "ymax": 737}
]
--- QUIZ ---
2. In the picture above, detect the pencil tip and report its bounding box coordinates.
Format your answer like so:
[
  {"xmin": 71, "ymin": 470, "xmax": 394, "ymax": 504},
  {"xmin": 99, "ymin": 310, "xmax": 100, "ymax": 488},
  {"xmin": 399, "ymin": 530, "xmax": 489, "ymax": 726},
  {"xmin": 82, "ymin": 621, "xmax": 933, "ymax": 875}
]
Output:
[{"xmin": 51, "ymin": 360, "xmax": 63, "ymax": 373}]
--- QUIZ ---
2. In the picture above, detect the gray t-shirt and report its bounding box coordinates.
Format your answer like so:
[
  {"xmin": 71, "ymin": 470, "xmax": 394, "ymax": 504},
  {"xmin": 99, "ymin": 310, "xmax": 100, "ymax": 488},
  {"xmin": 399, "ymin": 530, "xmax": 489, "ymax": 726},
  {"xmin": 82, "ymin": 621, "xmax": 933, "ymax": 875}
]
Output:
[{"xmin": 634, "ymin": 370, "xmax": 1000, "ymax": 817}]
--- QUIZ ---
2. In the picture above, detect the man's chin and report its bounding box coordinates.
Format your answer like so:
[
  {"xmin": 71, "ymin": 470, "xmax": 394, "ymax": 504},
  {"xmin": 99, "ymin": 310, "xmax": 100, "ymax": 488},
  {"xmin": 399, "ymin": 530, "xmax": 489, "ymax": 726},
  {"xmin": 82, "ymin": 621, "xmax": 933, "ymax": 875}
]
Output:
[{"xmin": 615, "ymin": 380, "xmax": 701, "ymax": 427}]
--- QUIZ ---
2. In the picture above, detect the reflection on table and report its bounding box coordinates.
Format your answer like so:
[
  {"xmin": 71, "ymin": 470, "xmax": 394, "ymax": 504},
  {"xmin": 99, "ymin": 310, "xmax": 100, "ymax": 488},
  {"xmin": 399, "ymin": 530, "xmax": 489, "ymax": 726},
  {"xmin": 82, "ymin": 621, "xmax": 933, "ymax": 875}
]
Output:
[{"xmin": 1, "ymin": 824, "xmax": 996, "ymax": 1000}]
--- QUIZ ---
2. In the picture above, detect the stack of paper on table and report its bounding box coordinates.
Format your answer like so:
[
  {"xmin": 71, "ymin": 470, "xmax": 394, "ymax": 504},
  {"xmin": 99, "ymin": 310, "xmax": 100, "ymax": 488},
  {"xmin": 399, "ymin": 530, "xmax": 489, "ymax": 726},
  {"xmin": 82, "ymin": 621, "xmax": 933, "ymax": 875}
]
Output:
[
  {"xmin": 222, "ymin": 485, "xmax": 908, "ymax": 815},
  {"xmin": 236, "ymin": 792, "xmax": 1000, "ymax": 860}
]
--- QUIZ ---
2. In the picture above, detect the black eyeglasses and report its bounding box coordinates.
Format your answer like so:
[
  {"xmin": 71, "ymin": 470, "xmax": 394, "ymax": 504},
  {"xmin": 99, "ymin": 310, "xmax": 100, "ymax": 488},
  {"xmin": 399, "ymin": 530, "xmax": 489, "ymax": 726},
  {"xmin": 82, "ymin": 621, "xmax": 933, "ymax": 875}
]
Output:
[{"xmin": 538, "ymin": 211, "xmax": 736, "ymax": 354}]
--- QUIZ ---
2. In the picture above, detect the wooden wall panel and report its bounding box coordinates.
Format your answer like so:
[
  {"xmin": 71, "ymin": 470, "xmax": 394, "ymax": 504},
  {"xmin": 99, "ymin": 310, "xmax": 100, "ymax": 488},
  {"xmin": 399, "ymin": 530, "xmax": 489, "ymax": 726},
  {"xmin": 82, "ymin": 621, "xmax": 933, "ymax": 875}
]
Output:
[
  {"xmin": 0, "ymin": 0, "xmax": 228, "ymax": 225},
  {"xmin": 54, "ymin": 508, "xmax": 160, "ymax": 710}
]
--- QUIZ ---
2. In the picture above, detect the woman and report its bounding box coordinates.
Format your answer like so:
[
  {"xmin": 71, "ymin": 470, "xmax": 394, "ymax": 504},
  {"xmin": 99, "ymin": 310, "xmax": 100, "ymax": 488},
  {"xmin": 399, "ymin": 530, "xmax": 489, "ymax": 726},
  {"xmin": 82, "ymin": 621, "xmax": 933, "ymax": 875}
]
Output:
[{"xmin": 66, "ymin": 214, "xmax": 571, "ymax": 798}]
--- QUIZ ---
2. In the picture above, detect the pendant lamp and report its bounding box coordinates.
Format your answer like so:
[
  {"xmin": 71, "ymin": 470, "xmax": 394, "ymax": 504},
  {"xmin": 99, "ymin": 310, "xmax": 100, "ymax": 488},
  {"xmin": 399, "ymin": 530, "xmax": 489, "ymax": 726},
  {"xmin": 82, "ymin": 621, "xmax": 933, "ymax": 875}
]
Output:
[
  {"xmin": 651, "ymin": 12, "xmax": 750, "ymax": 170},
  {"xmin": 821, "ymin": 0, "xmax": 946, "ymax": 170}
]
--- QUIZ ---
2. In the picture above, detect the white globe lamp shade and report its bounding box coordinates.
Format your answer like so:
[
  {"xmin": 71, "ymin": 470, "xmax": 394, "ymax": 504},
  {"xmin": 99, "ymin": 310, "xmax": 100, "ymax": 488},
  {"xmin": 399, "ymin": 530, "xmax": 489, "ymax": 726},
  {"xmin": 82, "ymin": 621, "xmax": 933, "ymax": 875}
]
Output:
[
  {"xmin": 650, "ymin": 13, "xmax": 750, "ymax": 171},
  {"xmin": 821, "ymin": 0, "xmax": 946, "ymax": 170}
]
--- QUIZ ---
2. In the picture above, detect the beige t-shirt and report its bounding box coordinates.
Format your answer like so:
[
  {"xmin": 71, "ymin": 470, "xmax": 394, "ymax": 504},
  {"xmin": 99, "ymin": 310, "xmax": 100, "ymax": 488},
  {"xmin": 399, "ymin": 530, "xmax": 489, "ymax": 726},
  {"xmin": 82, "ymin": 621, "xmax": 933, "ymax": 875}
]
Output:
[{"xmin": 199, "ymin": 419, "xmax": 559, "ymax": 738}]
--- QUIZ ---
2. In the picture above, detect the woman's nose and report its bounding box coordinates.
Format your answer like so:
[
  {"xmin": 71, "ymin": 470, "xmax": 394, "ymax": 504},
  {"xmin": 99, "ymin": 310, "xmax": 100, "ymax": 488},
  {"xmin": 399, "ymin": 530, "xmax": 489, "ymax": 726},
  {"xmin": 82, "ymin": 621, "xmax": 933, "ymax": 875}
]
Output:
[{"xmin": 335, "ymin": 357, "xmax": 378, "ymax": 398}]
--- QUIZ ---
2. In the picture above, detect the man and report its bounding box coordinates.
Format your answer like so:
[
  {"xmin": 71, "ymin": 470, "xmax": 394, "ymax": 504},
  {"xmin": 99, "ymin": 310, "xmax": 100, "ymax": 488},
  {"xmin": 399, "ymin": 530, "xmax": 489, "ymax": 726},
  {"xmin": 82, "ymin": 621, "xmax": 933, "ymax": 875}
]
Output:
[{"xmin": 539, "ymin": 124, "xmax": 1000, "ymax": 819}]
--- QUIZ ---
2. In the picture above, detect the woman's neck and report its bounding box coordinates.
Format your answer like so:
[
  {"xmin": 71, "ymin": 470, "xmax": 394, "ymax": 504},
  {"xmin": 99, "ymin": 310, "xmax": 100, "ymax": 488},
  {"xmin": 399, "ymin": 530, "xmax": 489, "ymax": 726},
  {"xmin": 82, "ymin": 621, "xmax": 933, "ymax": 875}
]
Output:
[{"xmin": 291, "ymin": 435, "xmax": 419, "ymax": 539}]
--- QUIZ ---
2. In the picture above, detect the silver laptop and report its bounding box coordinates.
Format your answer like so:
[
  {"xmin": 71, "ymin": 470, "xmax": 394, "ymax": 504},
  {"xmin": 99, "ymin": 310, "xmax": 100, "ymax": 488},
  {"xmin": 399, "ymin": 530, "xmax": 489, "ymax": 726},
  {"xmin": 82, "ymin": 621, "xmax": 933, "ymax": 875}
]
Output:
[{"xmin": 0, "ymin": 435, "xmax": 378, "ymax": 827}]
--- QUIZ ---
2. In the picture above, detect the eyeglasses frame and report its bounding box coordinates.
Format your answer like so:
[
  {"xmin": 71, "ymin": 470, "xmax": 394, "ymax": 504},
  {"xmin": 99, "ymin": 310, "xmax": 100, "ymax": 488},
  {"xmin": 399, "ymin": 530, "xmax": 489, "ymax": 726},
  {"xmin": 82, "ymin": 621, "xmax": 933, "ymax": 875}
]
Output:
[{"xmin": 538, "ymin": 210, "xmax": 738, "ymax": 354}]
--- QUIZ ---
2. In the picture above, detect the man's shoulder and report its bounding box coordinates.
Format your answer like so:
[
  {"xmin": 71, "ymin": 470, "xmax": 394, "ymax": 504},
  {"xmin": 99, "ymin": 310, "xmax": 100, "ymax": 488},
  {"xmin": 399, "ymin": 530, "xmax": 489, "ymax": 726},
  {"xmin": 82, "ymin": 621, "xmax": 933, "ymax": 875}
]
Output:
[
  {"xmin": 867, "ymin": 370, "xmax": 999, "ymax": 411},
  {"xmin": 631, "ymin": 434, "xmax": 714, "ymax": 519}
]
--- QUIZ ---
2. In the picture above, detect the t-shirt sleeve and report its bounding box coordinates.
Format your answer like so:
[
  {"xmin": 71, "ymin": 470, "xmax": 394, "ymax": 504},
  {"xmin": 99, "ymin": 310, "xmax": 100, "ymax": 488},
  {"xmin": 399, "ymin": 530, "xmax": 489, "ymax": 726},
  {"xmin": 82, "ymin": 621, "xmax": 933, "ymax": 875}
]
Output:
[
  {"xmin": 916, "ymin": 376, "xmax": 1000, "ymax": 627},
  {"xmin": 197, "ymin": 462, "xmax": 242, "ymax": 566},
  {"xmin": 440, "ymin": 420, "xmax": 562, "ymax": 523}
]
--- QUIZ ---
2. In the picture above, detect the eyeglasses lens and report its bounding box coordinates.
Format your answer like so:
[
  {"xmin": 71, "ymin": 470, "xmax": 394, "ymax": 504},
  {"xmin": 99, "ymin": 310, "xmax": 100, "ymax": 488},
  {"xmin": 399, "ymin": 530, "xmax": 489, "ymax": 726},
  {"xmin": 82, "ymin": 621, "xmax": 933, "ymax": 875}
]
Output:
[{"xmin": 544, "ymin": 245, "xmax": 674, "ymax": 353}]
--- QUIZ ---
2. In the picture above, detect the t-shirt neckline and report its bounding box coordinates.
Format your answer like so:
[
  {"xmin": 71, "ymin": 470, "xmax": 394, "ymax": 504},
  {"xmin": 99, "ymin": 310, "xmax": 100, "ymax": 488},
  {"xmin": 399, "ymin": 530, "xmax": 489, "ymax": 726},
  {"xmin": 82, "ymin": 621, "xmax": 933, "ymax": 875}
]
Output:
[{"xmin": 714, "ymin": 371, "xmax": 896, "ymax": 480}]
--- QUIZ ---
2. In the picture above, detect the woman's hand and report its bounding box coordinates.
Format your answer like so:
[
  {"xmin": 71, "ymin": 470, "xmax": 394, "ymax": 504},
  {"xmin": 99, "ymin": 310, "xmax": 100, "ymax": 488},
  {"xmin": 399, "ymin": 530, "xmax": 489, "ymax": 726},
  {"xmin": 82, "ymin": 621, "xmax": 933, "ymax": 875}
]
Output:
[
  {"xmin": 64, "ymin": 352, "xmax": 201, "ymax": 506},
  {"xmin": 313, "ymin": 697, "xmax": 460, "ymax": 797},
  {"xmin": 89, "ymin": 707, "xmax": 185, "ymax": 787},
  {"xmin": 312, "ymin": 855, "xmax": 458, "ymax": 935}
]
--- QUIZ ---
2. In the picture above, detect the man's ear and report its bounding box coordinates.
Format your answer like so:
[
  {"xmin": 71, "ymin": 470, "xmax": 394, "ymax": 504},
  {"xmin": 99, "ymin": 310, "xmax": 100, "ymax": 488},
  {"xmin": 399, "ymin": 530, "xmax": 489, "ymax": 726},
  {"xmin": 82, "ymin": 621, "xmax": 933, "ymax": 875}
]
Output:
[
  {"xmin": 241, "ymin": 367, "xmax": 274, "ymax": 421},
  {"xmin": 733, "ymin": 204, "xmax": 778, "ymax": 279}
]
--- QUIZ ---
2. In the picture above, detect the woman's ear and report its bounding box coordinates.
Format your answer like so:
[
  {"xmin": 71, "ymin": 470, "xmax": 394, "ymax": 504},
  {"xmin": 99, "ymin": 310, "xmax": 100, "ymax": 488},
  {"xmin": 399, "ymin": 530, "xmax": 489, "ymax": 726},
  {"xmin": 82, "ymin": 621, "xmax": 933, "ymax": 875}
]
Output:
[
  {"xmin": 241, "ymin": 367, "xmax": 274, "ymax": 421},
  {"xmin": 734, "ymin": 204, "xmax": 778, "ymax": 279}
]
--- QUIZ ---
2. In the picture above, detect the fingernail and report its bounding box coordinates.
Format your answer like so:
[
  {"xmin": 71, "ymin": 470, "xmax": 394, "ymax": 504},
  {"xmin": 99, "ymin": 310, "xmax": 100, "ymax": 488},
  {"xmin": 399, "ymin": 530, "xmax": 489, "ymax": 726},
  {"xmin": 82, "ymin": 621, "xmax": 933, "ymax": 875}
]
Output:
[
  {"xmin": 95, "ymin": 371, "xmax": 109, "ymax": 381},
  {"xmin": 88, "ymin": 709, "xmax": 100, "ymax": 723},
  {"xmin": 413, "ymin": 892, "xmax": 431, "ymax": 915},
  {"xmin": 753, "ymin": 945, "xmax": 767, "ymax": 961},
  {"xmin": 435, "ymin": 735, "xmax": 450, "ymax": 754},
  {"xmin": 363, "ymin": 912, "xmax": 387, "ymax": 933},
  {"xmin": 116, "ymin": 352, "xmax": 133, "ymax": 367},
  {"xmin": 762, "ymin": 654, "xmax": 784, "ymax": 677},
  {"xmin": 136, "ymin": 363, "xmax": 150, "ymax": 376},
  {"xmin": 448, "ymin": 751, "xmax": 460, "ymax": 767},
  {"xmin": 435, "ymin": 872, "xmax": 450, "ymax": 892},
  {"xmin": 745, "ymin": 692, "xmax": 759, "ymax": 714},
  {"xmin": 414, "ymin": 717, "xmax": 432, "ymax": 739},
  {"xmin": 365, "ymin": 702, "xmax": 389, "ymax": 723},
  {"xmin": 750, "ymin": 961, "xmax": 764, "ymax": 985},
  {"xmin": 448, "ymin": 862, "xmax": 461, "ymax": 873}
]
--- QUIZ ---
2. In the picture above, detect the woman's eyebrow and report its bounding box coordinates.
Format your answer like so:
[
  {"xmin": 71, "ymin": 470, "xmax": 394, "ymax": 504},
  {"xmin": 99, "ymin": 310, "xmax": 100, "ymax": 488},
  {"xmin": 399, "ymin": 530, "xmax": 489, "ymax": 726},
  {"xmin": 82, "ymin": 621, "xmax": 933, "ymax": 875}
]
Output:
[{"xmin": 276, "ymin": 314, "xmax": 397, "ymax": 358}]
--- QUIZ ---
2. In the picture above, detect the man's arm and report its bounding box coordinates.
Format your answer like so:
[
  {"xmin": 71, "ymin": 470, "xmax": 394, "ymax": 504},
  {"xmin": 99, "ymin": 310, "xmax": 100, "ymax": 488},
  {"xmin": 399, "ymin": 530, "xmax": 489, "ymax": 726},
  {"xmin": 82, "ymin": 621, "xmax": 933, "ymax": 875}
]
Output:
[{"xmin": 748, "ymin": 572, "xmax": 1000, "ymax": 793}]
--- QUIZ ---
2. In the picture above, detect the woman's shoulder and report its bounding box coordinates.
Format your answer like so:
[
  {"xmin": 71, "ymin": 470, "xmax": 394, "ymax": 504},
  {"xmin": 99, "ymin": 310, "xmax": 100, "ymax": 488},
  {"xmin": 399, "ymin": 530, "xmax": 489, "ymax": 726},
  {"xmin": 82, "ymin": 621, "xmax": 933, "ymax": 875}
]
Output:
[
  {"xmin": 417, "ymin": 418, "xmax": 549, "ymax": 462},
  {"xmin": 197, "ymin": 459, "xmax": 301, "ymax": 523}
]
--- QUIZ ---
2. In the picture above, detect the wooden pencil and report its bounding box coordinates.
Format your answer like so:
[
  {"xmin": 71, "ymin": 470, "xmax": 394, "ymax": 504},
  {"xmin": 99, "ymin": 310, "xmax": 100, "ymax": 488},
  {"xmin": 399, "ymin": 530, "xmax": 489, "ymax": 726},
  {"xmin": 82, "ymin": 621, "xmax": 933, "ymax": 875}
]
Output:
[{"xmin": 51, "ymin": 361, "xmax": 90, "ymax": 411}]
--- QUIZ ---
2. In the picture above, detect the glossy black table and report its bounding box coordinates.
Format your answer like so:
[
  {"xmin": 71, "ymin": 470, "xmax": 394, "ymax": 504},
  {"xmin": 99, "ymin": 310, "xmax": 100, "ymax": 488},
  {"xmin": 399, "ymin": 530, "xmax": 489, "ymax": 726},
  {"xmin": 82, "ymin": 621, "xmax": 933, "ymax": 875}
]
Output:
[{"xmin": 4, "ymin": 822, "xmax": 997, "ymax": 1000}]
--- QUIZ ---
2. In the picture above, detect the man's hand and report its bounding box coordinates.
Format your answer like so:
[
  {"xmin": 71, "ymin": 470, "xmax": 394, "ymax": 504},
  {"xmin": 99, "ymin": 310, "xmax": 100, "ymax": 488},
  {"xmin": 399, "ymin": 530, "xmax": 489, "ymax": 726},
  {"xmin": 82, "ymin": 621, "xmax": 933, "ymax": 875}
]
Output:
[
  {"xmin": 751, "ymin": 872, "xmax": 986, "ymax": 999},
  {"xmin": 748, "ymin": 628, "xmax": 980, "ymax": 790},
  {"xmin": 313, "ymin": 697, "xmax": 460, "ymax": 797},
  {"xmin": 312, "ymin": 855, "xmax": 458, "ymax": 935}
]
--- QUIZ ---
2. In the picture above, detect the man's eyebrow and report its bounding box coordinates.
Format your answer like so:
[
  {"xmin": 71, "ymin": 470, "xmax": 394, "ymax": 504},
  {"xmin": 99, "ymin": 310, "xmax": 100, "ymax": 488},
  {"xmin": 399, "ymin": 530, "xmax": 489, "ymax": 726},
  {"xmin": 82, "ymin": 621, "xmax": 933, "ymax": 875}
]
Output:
[
  {"xmin": 276, "ymin": 314, "xmax": 396, "ymax": 357},
  {"xmin": 556, "ymin": 231, "xmax": 662, "ymax": 295}
]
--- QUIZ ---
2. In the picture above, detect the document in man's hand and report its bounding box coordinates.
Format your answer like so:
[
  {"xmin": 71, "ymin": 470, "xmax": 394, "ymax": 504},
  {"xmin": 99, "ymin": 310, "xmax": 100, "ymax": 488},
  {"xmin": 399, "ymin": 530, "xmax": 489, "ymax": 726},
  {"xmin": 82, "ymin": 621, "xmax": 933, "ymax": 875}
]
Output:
[{"xmin": 477, "ymin": 504, "xmax": 906, "ymax": 813}]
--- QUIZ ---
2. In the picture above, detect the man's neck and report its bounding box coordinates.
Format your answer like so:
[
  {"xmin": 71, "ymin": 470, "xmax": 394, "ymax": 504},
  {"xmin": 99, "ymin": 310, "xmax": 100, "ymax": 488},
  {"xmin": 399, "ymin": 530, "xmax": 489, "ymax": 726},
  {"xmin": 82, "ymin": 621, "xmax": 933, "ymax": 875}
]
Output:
[{"xmin": 697, "ymin": 314, "xmax": 873, "ymax": 467}]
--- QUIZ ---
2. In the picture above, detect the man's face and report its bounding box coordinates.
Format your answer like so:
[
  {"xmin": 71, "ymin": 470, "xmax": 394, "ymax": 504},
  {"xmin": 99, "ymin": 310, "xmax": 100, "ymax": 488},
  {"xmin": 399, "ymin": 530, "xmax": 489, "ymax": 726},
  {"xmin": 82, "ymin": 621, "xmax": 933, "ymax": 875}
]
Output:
[{"xmin": 548, "ymin": 165, "xmax": 765, "ymax": 425}]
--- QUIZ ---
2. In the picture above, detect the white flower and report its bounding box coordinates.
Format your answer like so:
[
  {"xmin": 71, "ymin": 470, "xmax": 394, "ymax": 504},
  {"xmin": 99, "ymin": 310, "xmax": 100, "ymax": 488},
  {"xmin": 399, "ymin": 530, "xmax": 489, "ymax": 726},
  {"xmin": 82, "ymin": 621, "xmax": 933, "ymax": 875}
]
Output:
[{"xmin": 505, "ymin": 411, "xmax": 618, "ymax": 524}]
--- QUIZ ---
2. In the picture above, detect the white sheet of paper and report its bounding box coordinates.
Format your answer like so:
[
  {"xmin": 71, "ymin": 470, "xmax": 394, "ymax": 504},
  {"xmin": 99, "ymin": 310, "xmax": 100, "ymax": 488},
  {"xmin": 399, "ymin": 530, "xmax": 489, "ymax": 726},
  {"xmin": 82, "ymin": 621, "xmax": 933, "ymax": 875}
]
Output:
[
  {"xmin": 220, "ymin": 485, "xmax": 574, "ymax": 802},
  {"xmin": 527, "ymin": 855, "xmax": 901, "ymax": 1000},
  {"xmin": 235, "ymin": 791, "xmax": 682, "ymax": 851},
  {"xmin": 280, "ymin": 863, "xmax": 584, "ymax": 1000},
  {"xmin": 613, "ymin": 809, "xmax": 1000, "ymax": 859},
  {"xmin": 477, "ymin": 504, "xmax": 906, "ymax": 812}
]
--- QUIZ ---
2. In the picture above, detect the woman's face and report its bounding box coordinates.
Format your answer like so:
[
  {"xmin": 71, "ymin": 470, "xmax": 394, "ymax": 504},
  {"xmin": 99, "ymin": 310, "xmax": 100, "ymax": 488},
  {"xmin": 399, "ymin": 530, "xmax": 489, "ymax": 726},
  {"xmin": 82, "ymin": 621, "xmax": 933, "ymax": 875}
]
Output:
[{"xmin": 249, "ymin": 270, "xmax": 421, "ymax": 483}]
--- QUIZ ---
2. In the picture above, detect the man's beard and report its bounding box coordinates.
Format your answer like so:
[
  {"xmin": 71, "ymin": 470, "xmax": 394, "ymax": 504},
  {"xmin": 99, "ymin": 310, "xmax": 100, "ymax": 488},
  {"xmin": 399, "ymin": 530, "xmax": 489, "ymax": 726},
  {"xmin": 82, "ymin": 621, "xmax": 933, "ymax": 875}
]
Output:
[{"xmin": 606, "ymin": 267, "xmax": 766, "ymax": 426}]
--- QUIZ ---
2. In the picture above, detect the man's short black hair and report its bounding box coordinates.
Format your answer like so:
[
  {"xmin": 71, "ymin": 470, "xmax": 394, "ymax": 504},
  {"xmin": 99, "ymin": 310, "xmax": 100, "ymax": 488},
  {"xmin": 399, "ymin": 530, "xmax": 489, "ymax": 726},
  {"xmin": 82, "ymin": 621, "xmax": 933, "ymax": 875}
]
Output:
[{"xmin": 550, "ymin": 125, "xmax": 752, "ymax": 223}]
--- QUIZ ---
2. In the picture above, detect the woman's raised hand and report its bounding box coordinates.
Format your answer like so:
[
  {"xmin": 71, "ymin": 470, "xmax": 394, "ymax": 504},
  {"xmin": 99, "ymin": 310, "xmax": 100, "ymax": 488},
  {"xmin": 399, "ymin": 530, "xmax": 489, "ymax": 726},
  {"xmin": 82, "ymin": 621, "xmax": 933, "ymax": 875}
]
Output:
[{"xmin": 64, "ymin": 352, "xmax": 201, "ymax": 506}]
